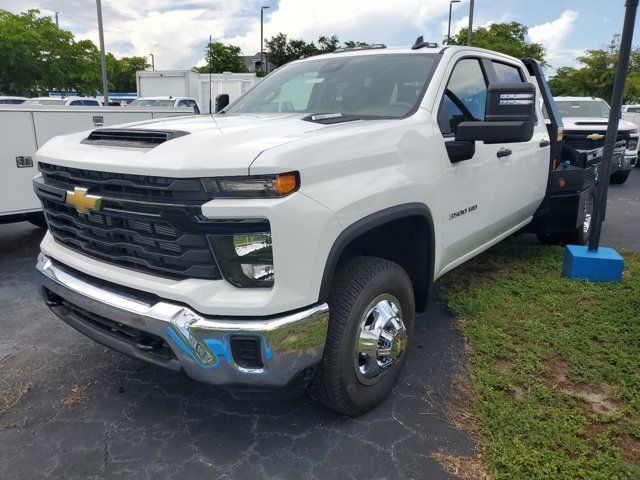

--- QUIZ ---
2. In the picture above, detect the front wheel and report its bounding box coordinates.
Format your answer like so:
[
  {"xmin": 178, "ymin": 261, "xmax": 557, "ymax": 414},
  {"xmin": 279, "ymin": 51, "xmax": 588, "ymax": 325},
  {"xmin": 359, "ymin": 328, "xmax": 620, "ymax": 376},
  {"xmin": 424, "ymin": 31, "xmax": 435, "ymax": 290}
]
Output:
[
  {"xmin": 610, "ymin": 170, "xmax": 630, "ymax": 184},
  {"xmin": 309, "ymin": 257, "xmax": 415, "ymax": 416}
]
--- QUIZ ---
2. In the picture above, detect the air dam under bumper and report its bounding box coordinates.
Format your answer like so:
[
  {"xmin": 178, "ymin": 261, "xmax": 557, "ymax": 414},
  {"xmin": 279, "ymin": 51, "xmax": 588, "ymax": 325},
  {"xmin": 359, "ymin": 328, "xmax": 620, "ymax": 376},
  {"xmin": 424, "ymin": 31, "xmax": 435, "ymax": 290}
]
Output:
[{"xmin": 36, "ymin": 254, "xmax": 329, "ymax": 389}]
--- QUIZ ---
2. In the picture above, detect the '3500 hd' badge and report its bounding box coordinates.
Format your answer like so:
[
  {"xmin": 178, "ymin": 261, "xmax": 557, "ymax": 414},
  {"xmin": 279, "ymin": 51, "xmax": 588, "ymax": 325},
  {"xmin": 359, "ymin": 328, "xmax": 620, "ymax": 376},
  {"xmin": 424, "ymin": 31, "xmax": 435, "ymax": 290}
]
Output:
[{"xmin": 449, "ymin": 204, "xmax": 478, "ymax": 221}]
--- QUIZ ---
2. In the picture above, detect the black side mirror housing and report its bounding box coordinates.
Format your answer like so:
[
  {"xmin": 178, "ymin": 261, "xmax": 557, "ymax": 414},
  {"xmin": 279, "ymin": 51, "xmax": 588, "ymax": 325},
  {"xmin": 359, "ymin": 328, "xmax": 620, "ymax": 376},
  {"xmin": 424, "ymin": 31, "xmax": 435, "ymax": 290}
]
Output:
[
  {"xmin": 445, "ymin": 140, "xmax": 475, "ymax": 163},
  {"xmin": 455, "ymin": 82, "xmax": 536, "ymax": 144},
  {"xmin": 214, "ymin": 94, "xmax": 230, "ymax": 113}
]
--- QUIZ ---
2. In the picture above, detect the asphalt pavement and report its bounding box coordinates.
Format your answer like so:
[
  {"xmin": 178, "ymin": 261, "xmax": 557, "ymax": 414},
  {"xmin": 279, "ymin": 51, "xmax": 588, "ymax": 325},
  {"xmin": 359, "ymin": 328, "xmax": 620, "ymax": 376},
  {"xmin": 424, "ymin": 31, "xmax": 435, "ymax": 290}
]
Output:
[{"xmin": 0, "ymin": 172, "xmax": 637, "ymax": 479}]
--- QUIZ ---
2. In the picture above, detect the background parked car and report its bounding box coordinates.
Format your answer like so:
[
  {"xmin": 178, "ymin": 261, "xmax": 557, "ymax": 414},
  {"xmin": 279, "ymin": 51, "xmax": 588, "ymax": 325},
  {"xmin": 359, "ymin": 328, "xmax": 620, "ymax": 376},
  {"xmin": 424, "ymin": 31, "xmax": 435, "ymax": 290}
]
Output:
[
  {"xmin": 0, "ymin": 96, "xmax": 27, "ymax": 104},
  {"xmin": 555, "ymin": 96, "xmax": 639, "ymax": 183},
  {"xmin": 129, "ymin": 96, "xmax": 201, "ymax": 114},
  {"xmin": 22, "ymin": 97, "xmax": 101, "ymax": 107}
]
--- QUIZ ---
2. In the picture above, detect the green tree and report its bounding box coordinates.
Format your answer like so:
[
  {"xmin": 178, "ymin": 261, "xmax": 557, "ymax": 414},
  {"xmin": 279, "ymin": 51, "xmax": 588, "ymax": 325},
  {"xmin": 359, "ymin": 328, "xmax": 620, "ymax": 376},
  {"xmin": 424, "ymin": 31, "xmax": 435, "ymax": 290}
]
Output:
[
  {"xmin": 107, "ymin": 54, "xmax": 149, "ymax": 92},
  {"xmin": 548, "ymin": 37, "xmax": 640, "ymax": 103},
  {"xmin": 264, "ymin": 33, "xmax": 370, "ymax": 69},
  {"xmin": 193, "ymin": 42, "xmax": 248, "ymax": 73},
  {"xmin": 344, "ymin": 41, "xmax": 370, "ymax": 49},
  {"xmin": 449, "ymin": 22, "xmax": 547, "ymax": 66}
]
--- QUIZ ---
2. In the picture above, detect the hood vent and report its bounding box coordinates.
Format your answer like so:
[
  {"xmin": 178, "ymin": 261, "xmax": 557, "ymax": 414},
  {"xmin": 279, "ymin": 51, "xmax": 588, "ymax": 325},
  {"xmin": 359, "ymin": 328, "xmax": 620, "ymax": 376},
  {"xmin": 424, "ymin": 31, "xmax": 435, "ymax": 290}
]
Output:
[
  {"xmin": 82, "ymin": 128, "xmax": 189, "ymax": 148},
  {"xmin": 574, "ymin": 121, "xmax": 608, "ymax": 126}
]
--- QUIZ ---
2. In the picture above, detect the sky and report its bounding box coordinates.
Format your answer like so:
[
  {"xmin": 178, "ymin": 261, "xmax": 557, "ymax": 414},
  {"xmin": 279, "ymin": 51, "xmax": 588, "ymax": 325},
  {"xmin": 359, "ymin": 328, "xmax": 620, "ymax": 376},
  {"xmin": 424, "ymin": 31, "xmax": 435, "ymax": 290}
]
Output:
[{"xmin": 0, "ymin": 0, "xmax": 637, "ymax": 73}]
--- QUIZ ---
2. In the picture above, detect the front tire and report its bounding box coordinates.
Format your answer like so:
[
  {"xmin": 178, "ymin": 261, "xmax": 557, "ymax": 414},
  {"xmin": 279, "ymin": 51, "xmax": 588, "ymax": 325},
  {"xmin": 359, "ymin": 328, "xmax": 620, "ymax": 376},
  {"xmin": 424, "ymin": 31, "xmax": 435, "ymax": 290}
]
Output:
[
  {"xmin": 309, "ymin": 257, "xmax": 415, "ymax": 416},
  {"xmin": 610, "ymin": 170, "xmax": 630, "ymax": 184}
]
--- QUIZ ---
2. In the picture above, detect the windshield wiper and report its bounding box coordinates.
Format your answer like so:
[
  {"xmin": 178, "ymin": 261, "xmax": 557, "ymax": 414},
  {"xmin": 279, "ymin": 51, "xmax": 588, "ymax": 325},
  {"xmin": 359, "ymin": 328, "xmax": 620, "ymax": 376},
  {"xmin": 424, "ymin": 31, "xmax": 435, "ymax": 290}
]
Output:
[{"xmin": 302, "ymin": 112, "xmax": 360, "ymax": 124}]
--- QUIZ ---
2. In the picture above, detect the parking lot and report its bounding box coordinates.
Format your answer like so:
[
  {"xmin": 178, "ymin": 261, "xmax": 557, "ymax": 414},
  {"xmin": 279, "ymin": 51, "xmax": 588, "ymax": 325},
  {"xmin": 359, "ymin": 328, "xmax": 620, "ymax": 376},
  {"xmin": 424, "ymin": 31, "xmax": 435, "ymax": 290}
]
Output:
[{"xmin": 1, "ymin": 172, "xmax": 638, "ymax": 480}]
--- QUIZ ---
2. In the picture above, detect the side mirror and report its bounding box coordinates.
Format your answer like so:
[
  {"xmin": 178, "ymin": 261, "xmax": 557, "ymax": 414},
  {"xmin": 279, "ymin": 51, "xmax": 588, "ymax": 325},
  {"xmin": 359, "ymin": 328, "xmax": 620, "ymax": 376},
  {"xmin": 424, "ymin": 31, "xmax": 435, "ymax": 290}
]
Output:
[
  {"xmin": 446, "ymin": 140, "xmax": 475, "ymax": 163},
  {"xmin": 455, "ymin": 82, "xmax": 536, "ymax": 144},
  {"xmin": 214, "ymin": 94, "xmax": 230, "ymax": 113}
]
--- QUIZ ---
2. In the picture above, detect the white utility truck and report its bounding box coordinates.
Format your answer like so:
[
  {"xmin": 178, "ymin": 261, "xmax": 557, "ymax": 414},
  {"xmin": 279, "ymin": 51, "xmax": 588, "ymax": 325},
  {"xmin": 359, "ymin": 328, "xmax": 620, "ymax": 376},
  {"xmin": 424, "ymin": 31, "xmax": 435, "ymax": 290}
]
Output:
[
  {"xmin": 34, "ymin": 42, "xmax": 613, "ymax": 415},
  {"xmin": 555, "ymin": 96, "xmax": 639, "ymax": 184},
  {"xmin": 0, "ymin": 105, "xmax": 193, "ymax": 226}
]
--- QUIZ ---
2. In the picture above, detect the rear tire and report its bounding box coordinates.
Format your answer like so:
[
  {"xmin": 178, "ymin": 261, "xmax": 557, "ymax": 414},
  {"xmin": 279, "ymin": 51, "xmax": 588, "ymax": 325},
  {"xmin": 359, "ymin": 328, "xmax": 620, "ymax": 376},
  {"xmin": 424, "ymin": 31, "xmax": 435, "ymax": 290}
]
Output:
[
  {"xmin": 309, "ymin": 257, "xmax": 415, "ymax": 416},
  {"xmin": 610, "ymin": 170, "xmax": 630, "ymax": 184}
]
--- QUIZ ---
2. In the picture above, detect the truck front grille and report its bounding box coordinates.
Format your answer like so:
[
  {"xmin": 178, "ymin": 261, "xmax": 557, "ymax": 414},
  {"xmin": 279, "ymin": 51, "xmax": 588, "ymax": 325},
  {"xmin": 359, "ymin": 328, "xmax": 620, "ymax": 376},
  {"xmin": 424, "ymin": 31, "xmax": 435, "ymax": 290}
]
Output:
[
  {"xmin": 39, "ymin": 162, "xmax": 210, "ymax": 203},
  {"xmin": 35, "ymin": 165, "xmax": 223, "ymax": 281},
  {"xmin": 563, "ymin": 131, "xmax": 628, "ymax": 150}
]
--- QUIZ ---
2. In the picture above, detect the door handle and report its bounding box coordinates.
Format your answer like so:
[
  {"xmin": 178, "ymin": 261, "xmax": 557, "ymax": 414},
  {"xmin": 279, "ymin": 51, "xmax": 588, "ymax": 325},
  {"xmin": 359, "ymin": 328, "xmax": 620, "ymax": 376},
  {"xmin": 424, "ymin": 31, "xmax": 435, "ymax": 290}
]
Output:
[
  {"xmin": 539, "ymin": 139, "xmax": 551, "ymax": 148},
  {"xmin": 496, "ymin": 148, "xmax": 512, "ymax": 158}
]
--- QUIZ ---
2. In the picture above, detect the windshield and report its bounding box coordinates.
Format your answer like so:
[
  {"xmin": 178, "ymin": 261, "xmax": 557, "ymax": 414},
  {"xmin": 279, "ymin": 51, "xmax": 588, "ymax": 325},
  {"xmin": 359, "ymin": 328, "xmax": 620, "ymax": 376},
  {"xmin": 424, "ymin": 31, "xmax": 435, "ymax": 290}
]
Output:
[
  {"xmin": 556, "ymin": 100, "xmax": 610, "ymax": 118},
  {"xmin": 130, "ymin": 99, "xmax": 176, "ymax": 107},
  {"xmin": 23, "ymin": 98, "xmax": 66, "ymax": 105},
  {"xmin": 226, "ymin": 54, "xmax": 438, "ymax": 118}
]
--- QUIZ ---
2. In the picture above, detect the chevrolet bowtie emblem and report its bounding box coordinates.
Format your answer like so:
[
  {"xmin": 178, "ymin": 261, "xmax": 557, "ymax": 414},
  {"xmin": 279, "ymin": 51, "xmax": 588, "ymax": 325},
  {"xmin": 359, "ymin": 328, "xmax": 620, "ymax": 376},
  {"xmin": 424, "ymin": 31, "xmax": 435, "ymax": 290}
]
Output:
[
  {"xmin": 586, "ymin": 133, "xmax": 605, "ymax": 140},
  {"xmin": 65, "ymin": 187, "xmax": 103, "ymax": 214}
]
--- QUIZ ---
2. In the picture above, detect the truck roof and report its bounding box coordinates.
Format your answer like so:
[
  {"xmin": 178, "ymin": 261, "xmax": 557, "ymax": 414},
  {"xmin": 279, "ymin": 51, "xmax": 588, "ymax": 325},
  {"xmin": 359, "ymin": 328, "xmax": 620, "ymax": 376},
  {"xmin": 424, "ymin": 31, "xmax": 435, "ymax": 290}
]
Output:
[{"xmin": 294, "ymin": 44, "xmax": 522, "ymax": 65}]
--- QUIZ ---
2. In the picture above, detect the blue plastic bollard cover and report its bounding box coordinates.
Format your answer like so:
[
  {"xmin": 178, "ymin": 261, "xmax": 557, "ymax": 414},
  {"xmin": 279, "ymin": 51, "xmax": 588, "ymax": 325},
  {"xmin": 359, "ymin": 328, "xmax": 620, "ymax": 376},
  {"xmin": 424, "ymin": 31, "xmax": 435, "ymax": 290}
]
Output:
[{"xmin": 562, "ymin": 245, "xmax": 624, "ymax": 282}]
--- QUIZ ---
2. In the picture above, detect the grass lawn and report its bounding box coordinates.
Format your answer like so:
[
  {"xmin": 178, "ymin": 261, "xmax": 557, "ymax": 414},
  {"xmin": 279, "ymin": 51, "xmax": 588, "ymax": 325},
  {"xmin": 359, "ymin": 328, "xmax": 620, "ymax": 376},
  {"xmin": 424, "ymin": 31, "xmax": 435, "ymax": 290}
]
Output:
[{"xmin": 440, "ymin": 244, "xmax": 640, "ymax": 480}]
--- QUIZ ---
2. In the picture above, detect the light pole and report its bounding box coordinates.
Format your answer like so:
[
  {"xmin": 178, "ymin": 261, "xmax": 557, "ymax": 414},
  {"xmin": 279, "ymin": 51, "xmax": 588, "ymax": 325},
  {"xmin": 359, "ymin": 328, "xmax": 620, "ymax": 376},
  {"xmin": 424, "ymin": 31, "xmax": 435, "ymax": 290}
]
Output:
[
  {"xmin": 447, "ymin": 0, "xmax": 460, "ymax": 44},
  {"xmin": 588, "ymin": 0, "xmax": 638, "ymax": 252},
  {"xmin": 96, "ymin": 0, "xmax": 109, "ymax": 104},
  {"xmin": 149, "ymin": 53, "xmax": 155, "ymax": 71},
  {"xmin": 467, "ymin": 0, "xmax": 474, "ymax": 46},
  {"xmin": 260, "ymin": 6, "xmax": 270, "ymax": 74},
  {"xmin": 55, "ymin": 11, "xmax": 61, "ymax": 28}
]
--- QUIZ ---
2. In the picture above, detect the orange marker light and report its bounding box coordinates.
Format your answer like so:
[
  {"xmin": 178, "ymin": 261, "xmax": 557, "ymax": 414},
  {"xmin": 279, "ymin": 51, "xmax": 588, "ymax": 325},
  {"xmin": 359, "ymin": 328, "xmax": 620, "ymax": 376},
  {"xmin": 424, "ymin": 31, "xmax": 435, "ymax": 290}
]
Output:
[
  {"xmin": 274, "ymin": 173, "xmax": 299, "ymax": 195},
  {"xmin": 558, "ymin": 178, "xmax": 566, "ymax": 188}
]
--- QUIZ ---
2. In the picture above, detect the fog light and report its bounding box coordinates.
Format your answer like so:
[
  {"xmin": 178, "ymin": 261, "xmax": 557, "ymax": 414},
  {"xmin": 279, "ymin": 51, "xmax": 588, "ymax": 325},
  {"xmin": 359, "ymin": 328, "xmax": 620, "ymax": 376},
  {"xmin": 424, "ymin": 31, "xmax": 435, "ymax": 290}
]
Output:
[{"xmin": 208, "ymin": 231, "xmax": 274, "ymax": 288}]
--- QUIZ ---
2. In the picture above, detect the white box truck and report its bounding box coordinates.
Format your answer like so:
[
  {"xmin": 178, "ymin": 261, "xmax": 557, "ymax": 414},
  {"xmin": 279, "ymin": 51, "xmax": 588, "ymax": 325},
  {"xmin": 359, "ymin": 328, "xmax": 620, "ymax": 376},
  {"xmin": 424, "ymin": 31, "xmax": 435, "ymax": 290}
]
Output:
[{"xmin": 0, "ymin": 104, "xmax": 192, "ymax": 227}]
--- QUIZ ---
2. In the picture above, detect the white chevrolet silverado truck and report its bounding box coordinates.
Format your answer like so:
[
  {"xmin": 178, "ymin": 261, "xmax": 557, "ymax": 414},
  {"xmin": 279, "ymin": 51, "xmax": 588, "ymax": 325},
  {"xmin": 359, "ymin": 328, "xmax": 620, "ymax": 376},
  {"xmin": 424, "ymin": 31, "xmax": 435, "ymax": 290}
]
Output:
[
  {"xmin": 33, "ymin": 41, "xmax": 608, "ymax": 415},
  {"xmin": 555, "ymin": 96, "xmax": 638, "ymax": 184}
]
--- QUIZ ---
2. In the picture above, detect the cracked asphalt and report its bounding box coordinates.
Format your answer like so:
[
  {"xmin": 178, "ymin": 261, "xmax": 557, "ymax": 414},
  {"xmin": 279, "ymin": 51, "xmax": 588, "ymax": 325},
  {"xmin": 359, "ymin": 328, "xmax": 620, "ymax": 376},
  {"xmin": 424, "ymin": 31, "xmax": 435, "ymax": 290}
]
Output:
[{"xmin": 1, "ymin": 171, "xmax": 638, "ymax": 479}]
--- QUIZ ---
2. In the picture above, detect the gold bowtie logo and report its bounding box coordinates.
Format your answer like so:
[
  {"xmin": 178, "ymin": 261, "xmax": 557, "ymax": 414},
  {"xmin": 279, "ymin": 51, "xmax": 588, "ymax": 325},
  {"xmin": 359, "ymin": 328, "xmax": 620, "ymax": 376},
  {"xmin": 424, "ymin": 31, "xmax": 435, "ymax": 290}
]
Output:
[
  {"xmin": 586, "ymin": 133, "xmax": 605, "ymax": 140},
  {"xmin": 65, "ymin": 187, "xmax": 103, "ymax": 214}
]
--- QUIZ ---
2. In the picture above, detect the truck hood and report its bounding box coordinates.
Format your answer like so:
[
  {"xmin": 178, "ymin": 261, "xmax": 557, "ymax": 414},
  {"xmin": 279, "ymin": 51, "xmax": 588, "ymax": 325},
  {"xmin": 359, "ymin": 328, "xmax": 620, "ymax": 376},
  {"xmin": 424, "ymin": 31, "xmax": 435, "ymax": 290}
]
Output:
[
  {"xmin": 562, "ymin": 117, "xmax": 639, "ymax": 132},
  {"xmin": 35, "ymin": 113, "xmax": 347, "ymax": 177}
]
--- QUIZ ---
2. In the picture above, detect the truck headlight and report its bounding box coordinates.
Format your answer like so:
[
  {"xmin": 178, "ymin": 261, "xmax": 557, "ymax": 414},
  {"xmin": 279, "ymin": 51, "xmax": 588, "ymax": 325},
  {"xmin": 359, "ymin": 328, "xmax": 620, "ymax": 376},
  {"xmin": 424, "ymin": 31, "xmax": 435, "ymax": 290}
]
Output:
[
  {"xmin": 208, "ymin": 232, "xmax": 274, "ymax": 287},
  {"xmin": 627, "ymin": 137, "xmax": 638, "ymax": 151},
  {"xmin": 202, "ymin": 172, "xmax": 299, "ymax": 198}
]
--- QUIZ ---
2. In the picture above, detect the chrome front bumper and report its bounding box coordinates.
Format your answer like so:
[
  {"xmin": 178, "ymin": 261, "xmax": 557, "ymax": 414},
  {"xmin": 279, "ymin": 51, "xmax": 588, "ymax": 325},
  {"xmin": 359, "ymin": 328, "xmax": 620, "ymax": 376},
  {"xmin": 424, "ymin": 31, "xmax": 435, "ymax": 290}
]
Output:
[{"xmin": 36, "ymin": 254, "xmax": 329, "ymax": 389}]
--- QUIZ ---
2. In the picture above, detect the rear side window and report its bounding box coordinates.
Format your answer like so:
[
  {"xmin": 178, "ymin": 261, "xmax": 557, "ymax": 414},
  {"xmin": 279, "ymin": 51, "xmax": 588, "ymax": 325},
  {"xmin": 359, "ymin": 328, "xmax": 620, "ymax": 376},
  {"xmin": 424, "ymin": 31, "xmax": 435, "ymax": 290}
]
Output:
[
  {"xmin": 438, "ymin": 58, "xmax": 488, "ymax": 135},
  {"xmin": 492, "ymin": 61, "xmax": 524, "ymax": 83}
]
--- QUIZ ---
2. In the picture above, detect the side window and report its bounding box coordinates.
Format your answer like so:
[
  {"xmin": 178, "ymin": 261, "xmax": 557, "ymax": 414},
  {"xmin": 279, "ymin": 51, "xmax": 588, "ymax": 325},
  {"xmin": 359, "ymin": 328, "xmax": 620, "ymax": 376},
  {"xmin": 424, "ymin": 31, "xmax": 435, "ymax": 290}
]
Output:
[
  {"xmin": 492, "ymin": 62, "xmax": 524, "ymax": 83},
  {"xmin": 70, "ymin": 100, "xmax": 81, "ymax": 106},
  {"xmin": 177, "ymin": 100, "xmax": 187, "ymax": 107},
  {"xmin": 438, "ymin": 58, "xmax": 487, "ymax": 135}
]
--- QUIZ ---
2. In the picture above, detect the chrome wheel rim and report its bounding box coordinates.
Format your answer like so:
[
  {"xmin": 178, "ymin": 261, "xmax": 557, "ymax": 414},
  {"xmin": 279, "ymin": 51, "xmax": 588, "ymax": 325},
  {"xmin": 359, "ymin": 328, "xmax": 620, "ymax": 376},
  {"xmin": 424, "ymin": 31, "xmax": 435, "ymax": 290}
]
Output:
[{"xmin": 354, "ymin": 294, "xmax": 407, "ymax": 385}]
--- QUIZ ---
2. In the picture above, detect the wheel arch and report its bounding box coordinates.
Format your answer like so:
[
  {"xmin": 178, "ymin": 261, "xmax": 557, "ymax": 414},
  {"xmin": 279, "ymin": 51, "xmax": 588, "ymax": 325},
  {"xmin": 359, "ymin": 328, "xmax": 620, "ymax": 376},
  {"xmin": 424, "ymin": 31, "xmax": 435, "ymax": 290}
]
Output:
[{"xmin": 318, "ymin": 203, "xmax": 436, "ymax": 313}]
